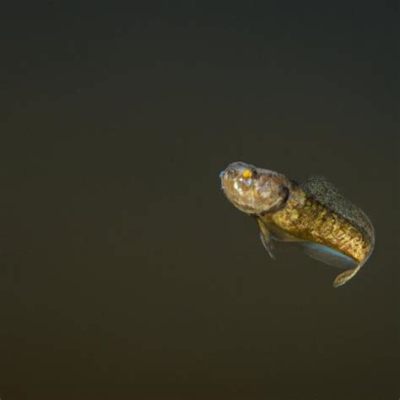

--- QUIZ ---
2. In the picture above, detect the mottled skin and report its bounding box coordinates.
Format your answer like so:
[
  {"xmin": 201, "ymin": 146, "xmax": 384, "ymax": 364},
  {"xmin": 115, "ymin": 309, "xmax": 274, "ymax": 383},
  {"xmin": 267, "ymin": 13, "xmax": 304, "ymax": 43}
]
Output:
[
  {"xmin": 220, "ymin": 161, "xmax": 374, "ymax": 287},
  {"xmin": 265, "ymin": 184, "xmax": 372, "ymax": 264}
]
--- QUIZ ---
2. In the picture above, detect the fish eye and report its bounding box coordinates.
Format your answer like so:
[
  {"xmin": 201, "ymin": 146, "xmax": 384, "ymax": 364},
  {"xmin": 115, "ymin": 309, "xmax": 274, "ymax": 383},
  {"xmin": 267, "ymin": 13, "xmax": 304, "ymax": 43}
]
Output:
[{"xmin": 241, "ymin": 169, "xmax": 253, "ymax": 179}]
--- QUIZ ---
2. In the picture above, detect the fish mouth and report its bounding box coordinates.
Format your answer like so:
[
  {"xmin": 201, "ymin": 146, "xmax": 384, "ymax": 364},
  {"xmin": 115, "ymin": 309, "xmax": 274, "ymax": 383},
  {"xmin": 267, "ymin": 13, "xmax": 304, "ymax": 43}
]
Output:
[
  {"xmin": 219, "ymin": 164, "xmax": 246, "ymax": 192},
  {"xmin": 219, "ymin": 170, "xmax": 227, "ymax": 191}
]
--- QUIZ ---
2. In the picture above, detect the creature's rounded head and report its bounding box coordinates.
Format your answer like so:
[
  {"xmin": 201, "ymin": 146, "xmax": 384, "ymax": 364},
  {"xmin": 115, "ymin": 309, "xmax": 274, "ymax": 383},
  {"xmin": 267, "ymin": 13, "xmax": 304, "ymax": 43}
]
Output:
[{"xmin": 220, "ymin": 161, "xmax": 291, "ymax": 215}]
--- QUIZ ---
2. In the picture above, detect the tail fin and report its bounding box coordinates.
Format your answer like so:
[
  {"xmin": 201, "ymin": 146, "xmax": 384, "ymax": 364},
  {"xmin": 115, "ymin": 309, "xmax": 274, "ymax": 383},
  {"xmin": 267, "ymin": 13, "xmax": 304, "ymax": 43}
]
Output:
[{"xmin": 333, "ymin": 264, "xmax": 363, "ymax": 288}]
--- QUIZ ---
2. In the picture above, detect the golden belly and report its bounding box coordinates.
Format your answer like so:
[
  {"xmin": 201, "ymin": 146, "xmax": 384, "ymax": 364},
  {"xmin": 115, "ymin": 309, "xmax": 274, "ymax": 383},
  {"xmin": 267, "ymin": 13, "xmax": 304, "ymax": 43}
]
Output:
[{"xmin": 269, "ymin": 191, "xmax": 371, "ymax": 263}]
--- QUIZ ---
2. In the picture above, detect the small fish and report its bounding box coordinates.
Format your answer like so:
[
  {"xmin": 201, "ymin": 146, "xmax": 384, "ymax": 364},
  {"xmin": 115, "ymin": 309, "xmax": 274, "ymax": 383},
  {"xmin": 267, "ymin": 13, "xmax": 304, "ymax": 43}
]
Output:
[{"xmin": 220, "ymin": 161, "xmax": 375, "ymax": 287}]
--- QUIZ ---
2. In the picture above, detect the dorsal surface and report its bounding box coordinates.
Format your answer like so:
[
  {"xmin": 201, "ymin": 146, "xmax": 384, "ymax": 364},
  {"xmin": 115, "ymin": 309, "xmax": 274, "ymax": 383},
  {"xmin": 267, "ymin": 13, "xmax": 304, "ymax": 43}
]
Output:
[{"xmin": 301, "ymin": 176, "xmax": 374, "ymax": 244}]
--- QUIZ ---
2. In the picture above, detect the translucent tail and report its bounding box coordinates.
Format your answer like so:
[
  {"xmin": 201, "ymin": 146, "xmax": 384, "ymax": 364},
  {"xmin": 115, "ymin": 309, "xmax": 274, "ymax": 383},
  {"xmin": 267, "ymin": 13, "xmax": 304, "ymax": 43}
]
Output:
[{"xmin": 333, "ymin": 264, "xmax": 363, "ymax": 288}]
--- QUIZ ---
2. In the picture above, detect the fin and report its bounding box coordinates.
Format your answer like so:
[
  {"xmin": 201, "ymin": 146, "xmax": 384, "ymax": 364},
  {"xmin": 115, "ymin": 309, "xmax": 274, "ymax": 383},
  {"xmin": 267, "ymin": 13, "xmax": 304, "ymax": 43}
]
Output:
[
  {"xmin": 333, "ymin": 264, "xmax": 363, "ymax": 288},
  {"xmin": 256, "ymin": 218, "xmax": 275, "ymax": 259},
  {"xmin": 302, "ymin": 242, "xmax": 357, "ymax": 269},
  {"xmin": 303, "ymin": 242, "xmax": 366, "ymax": 288},
  {"xmin": 333, "ymin": 240, "xmax": 375, "ymax": 287},
  {"xmin": 301, "ymin": 176, "xmax": 375, "ymax": 245},
  {"xmin": 265, "ymin": 222, "xmax": 302, "ymax": 242}
]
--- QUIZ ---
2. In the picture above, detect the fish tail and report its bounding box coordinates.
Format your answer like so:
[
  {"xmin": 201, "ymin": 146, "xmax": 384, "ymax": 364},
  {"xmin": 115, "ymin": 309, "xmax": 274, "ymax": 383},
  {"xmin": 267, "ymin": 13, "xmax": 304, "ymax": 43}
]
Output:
[{"xmin": 332, "ymin": 264, "xmax": 363, "ymax": 288}]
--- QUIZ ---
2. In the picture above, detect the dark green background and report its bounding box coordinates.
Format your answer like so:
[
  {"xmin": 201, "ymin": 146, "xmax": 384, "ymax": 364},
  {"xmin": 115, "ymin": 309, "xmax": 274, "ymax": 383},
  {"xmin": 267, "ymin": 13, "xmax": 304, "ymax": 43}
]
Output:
[{"xmin": 0, "ymin": 1, "xmax": 398, "ymax": 399}]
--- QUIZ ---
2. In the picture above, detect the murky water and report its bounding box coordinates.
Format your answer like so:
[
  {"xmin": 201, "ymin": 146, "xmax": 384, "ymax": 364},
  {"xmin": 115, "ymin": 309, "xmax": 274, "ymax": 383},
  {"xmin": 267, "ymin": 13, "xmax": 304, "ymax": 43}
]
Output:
[{"xmin": 0, "ymin": 3, "xmax": 398, "ymax": 399}]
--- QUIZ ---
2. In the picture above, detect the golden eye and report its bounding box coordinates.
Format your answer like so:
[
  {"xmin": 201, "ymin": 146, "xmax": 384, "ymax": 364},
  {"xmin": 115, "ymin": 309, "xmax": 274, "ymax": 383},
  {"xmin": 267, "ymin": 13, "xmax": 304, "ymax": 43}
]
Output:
[{"xmin": 242, "ymin": 169, "xmax": 252, "ymax": 179}]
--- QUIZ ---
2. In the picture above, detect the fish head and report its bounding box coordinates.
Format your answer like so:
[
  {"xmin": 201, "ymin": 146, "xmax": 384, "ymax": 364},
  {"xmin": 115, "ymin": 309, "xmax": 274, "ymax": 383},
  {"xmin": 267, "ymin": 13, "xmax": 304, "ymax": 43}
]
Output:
[{"xmin": 220, "ymin": 161, "xmax": 291, "ymax": 215}]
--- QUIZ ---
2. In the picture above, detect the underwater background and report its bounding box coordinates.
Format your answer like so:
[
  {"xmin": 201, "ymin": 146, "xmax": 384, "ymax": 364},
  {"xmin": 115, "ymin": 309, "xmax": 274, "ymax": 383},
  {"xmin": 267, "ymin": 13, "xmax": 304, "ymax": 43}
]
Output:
[{"xmin": 0, "ymin": 1, "xmax": 398, "ymax": 399}]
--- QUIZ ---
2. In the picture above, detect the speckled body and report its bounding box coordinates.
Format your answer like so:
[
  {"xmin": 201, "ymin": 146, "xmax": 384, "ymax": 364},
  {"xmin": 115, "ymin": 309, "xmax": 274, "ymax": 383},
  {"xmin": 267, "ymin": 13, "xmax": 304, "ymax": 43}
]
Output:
[
  {"xmin": 263, "ymin": 184, "xmax": 372, "ymax": 263},
  {"xmin": 220, "ymin": 161, "xmax": 375, "ymax": 287}
]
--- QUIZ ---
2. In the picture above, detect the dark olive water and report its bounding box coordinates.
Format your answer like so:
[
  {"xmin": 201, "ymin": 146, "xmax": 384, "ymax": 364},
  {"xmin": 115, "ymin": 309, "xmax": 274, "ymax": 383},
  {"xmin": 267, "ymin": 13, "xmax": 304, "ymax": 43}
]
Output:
[{"xmin": 0, "ymin": 2, "xmax": 398, "ymax": 399}]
